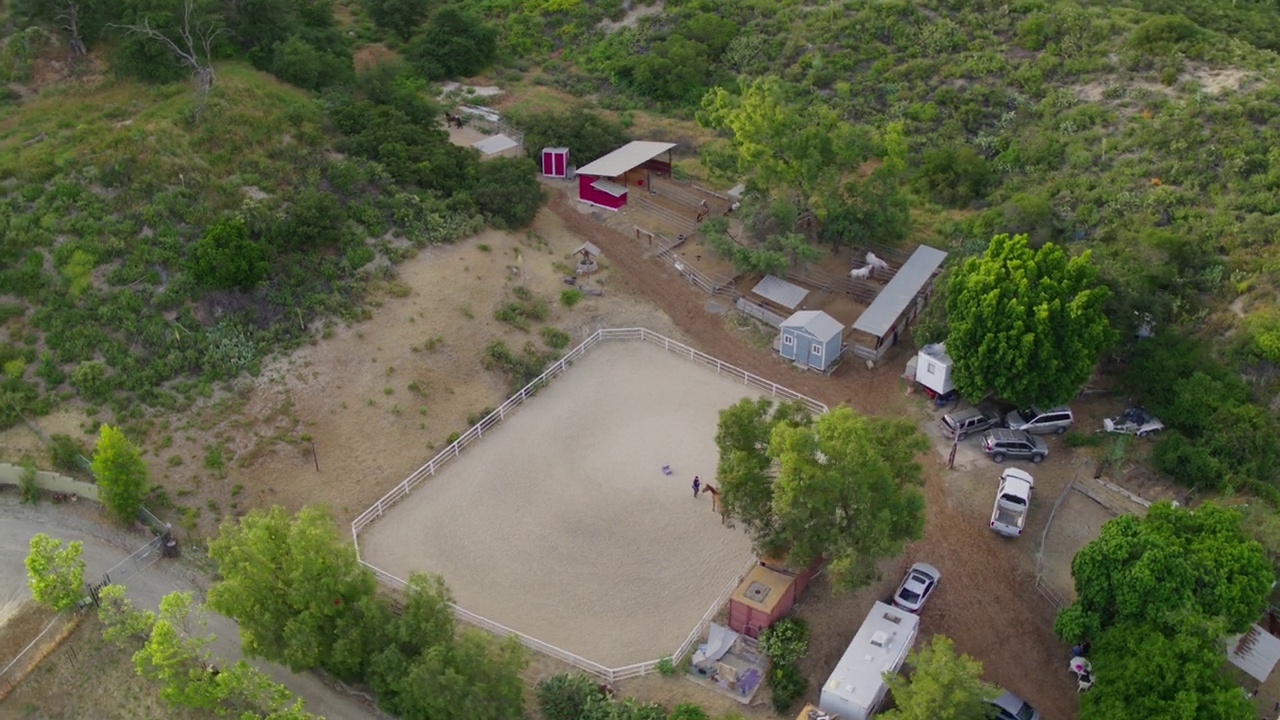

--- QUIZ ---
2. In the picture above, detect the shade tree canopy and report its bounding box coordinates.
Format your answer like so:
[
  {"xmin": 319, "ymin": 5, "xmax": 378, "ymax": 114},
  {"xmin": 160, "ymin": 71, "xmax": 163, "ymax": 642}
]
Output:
[
  {"xmin": 90, "ymin": 423, "xmax": 149, "ymax": 524},
  {"xmin": 715, "ymin": 400, "xmax": 929, "ymax": 592},
  {"xmin": 25, "ymin": 533, "xmax": 85, "ymax": 611},
  {"xmin": 1054, "ymin": 501, "xmax": 1273, "ymax": 642},
  {"xmin": 880, "ymin": 635, "xmax": 998, "ymax": 720},
  {"xmin": 945, "ymin": 233, "xmax": 1115, "ymax": 407}
]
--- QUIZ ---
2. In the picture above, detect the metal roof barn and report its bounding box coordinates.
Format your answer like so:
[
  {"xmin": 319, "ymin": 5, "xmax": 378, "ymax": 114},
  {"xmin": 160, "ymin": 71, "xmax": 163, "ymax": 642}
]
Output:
[
  {"xmin": 575, "ymin": 141, "xmax": 678, "ymax": 177},
  {"xmin": 751, "ymin": 275, "xmax": 810, "ymax": 311},
  {"xmin": 852, "ymin": 245, "xmax": 947, "ymax": 338}
]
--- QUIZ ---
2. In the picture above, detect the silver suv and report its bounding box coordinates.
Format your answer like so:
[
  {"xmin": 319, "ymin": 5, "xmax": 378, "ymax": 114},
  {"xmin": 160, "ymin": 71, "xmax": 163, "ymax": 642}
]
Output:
[
  {"xmin": 940, "ymin": 407, "xmax": 1000, "ymax": 441},
  {"xmin": 981, "ymin": 429, "xmax": 1048, "ymax": 463},
  {"xmin": 1004, "ymin": 405, "xmax": 1074, "ymax": 435}
]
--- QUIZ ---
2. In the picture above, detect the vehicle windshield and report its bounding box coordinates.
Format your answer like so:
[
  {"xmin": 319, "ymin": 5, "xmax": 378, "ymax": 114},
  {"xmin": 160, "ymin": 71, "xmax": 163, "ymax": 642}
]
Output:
[
  {"xmin": 1016, "ymin": 408, "xmax": 1037, "ymax": 423},
  {"xmin": 1000, "ymin": 494, "xmax": 1027, "ymax": 506},
  {"xmin": 1016, "ymin": 703, "xmax": 1036, "ymax": 720},
  {"xmin": 899, "ymin": 587, "xmax": 921, "ymax": 602}
]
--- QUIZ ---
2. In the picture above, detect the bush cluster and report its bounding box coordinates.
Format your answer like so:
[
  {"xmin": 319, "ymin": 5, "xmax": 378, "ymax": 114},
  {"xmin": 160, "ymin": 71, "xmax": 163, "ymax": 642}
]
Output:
[{"xmin": 758, "ymin": 616, "xmax": 810, "ymax": 713}]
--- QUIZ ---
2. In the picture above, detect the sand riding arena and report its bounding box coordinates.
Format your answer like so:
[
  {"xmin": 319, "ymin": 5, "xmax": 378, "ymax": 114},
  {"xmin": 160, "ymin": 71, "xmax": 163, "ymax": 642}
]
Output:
[{"xmin": 353, "ymin": 328, "xmax": 825, "ymax": 680}]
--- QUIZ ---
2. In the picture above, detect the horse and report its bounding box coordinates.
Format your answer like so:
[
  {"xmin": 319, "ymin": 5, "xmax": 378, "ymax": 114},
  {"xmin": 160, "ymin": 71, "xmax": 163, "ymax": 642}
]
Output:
[
  {"xmin": 703, "ymin": 484, "xmax": 733, "ymax": 527},
  {"xmin": 865, "ymin": 251, "xmax": 890, "ymax": 274},
  {"xmin": 849, "ymin": 265, "xmax": 873, "ymax": 281}
]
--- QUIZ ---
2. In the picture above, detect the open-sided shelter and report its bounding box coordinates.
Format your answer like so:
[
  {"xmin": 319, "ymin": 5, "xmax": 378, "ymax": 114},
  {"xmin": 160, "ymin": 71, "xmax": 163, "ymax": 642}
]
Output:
[
  {"xmin": 778, "ymin": 310, "xmax": 844, "ymax": 373},
  {"xmin": 575, "ymin": 141, "xmax": 676, "ymax": 211},
  {"xmin": 849, "ymin": 245, "xmax": 947, "ymax": 363}
]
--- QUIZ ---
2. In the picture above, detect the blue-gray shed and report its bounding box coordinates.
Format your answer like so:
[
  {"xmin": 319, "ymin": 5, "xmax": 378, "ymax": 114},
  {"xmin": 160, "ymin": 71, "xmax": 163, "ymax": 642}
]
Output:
[{"xmin": 778, "ymin": 310, "xmax": 845, "ymax": 372}]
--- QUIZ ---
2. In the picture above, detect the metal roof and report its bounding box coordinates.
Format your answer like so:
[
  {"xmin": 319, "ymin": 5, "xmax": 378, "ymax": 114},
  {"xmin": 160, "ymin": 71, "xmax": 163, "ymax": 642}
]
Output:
[
  {"xmin": 780, "ymin": 310, "xmax": 843, "ymax": 342},
  {"xmin": 751, "ymin": 275, "xmax": 809, "ymax": 310},
  {"xmin": 1228, "ymin": 625, "xmax": 1280, "ymax": 682},
  {"xmin": 822, "ymin": 602, "xmax": 919, "ymax": 711},
  {"xmin": 471, "ymin": 133, "xmax": 519, "ymax": 155},
  {"xmin": 589, "ymin": 178, "xmax": 627, "ymax": 197},
  {"xmin": 575, "ymin": 141, "xmax": 677, "ymax": 178},
  {"xmin": 852, "ymin": 245, "xmax": 947, "ymax": 337}
]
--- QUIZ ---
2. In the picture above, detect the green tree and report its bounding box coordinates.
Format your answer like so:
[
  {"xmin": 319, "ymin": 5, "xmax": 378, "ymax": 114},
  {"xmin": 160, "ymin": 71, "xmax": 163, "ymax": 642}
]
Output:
[
  {"xmin": 629, "ymin": 35, "xmax": 709, "ymax": 103},
  {"xmin": 819, "ymin": 168, "xmax": 911, "ymax": 250},
  {"xmin": 714, "ymin": 397, "xmax": 812, "ymax": 551},
  {"xmin": 269, "ymin": 35, "xmax": 353, "ymax": 91},
  {"xmin": 472, "ymin": 156, "xmax": 544, "ymax": 229},
  {"xmin": 189, "ymin": 216, "xmax": 268, "ymax": 290},
  {"xmin": 918, "ymin": 146, "xmax": 993, "ymax": 207},
  {"xmin": 1054, "ymin": 502, "xmax": 1273, "ymax": 642},
  {"xmin": 25, "ymin": 533, "xmax": 85, "ymax": 611},
  {"xmin": 515, "ymin": 106, "xmax": 629, "ymax": 170},
  {"xmin": 769, "ymin": 407, "xmax": 929, "ymax": 591},
  {"xmin": 537, "ymin": 673, "xmax": 602, "ymax": 720},
  {"xmin": 880, "ymin": 635, "xmax": 998, "ymax": 720},
  {"xmin": 1080, "ymin": 618, "xmax": 1252, "ymax": 720},
  {"xmin": 97, "ymin": 583, "xmax": 156, "ymax": 646},
  {"xmin": 90, "ymin": 424, "xmax": 149, "ymax": 524},
  {"xmin": 945, "ymin": 234, "xmax": 1115, "ymax": 407},
  {"xmin": 206, "ymin": 505, "xmax": 377, "ymax": 672},
  {"xmin": 133, "ymin": 591, "xmax": 220, "ymax": 710},
  {"xmin": 360, "ymin": 0, "xmax": 433, "ymax": 41},
  {"xmin": 405, "ymin": 6, "xmax": 496, "ymax": 81},
  {"xmin": 698, "ymin": 76, "xmax": 870, "ymax": 214},
  {"xmin": 703, "ymin": 222, "xmax": 821, "ymax": 275}
]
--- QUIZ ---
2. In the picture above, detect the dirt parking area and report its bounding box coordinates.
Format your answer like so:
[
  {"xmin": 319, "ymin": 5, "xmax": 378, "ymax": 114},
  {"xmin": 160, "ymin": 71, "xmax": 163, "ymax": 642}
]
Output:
[{"xmin": 359, "ymin": 340, "xmax": 768, "ymax": 667}]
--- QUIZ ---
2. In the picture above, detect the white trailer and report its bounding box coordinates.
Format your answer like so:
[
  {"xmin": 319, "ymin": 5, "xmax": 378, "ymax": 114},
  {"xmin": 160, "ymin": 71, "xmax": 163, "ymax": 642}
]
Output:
[
  {"xmin": 914, "ymin": 343, "xmax": 954, "ymax": 396},
  {"xmin": 818, "ymin": 602, "xmax": 920, "ymax": 720}
]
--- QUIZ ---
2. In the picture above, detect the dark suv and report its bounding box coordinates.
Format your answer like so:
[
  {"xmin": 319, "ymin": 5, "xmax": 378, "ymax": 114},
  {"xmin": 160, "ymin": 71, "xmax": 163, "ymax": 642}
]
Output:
[
  {"xmin": 940, "ymin": 407, "xmax": 1001, "ymax": 441},
  {"xmin": 981, "ymin": 429, "xmax": 1048, "ymax": 463}
]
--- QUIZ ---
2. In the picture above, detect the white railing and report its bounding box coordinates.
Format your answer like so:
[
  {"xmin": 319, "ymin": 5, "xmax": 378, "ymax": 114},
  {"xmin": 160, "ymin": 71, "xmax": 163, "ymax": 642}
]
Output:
[
  {"xmin": 359, "ymin": 554, "xmax": 761, "ymax": 684},
  {"xmin": 351, "ymin": 328, "xmax": 826, "ymax": 680},
  {"xmin": 352, "ymin": 328, "xmax": 825, "ymax": 543}
]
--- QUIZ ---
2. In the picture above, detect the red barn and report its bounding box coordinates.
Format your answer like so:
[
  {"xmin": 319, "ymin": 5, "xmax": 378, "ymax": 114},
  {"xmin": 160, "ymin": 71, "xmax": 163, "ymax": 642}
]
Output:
[{"xmin": 574, "ymin": 140, "xmax": 676, "ymax": 211}]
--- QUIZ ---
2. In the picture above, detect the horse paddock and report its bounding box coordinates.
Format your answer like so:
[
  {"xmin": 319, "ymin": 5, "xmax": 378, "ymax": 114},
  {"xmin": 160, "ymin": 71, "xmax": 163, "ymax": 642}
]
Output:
[{"xmin": 357, "ymin": 339, "xmax": 778, "ymax": 667}]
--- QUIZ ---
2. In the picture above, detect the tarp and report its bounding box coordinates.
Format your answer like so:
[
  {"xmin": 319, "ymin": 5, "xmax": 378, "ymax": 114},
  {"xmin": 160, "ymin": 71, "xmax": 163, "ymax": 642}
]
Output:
[{"xmin": 698, "ymin": 622, "xmax": 739, "ymax": 663}]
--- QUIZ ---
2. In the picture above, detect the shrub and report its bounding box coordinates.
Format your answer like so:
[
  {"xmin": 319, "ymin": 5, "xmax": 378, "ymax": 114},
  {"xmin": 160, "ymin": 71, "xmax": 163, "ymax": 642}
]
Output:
[
  {"xmin": 19, "ymin": 459, "xmax": 39, "ymax": 504},
  {"xmin": 1063, "ymin": 429, "xmax": 1104, "ymax": 448},
  {"xmin": 472, "ymin": 157, "xmax": 544, "ymax": 229},
  {"xmin": 48, "ymin": 433, "xmax": 85, "ymax": 473},
  {"xmin": 560, "ymin": 289, "xmax": 583, "ymax": 307},
  {"xmin": 758, "ymin": 617, "xmax": 809, "ymax": 666},
  {"xmin": 541, "ymin": 327, "xmax": 571, "ymax": 350},
  {"xmin": 767, "ymin": 661, "xmax": 807, "ymax": 713},
  {"xmin": 536, "ymin": 674, "xmax": 601, "ymax": 720},
  {"xmin": 656, "ymin": 656, "xmax": 677, "ymax": 677},
  {"xmin": 666, "ymin": 703, "xmax": 709, "ymax": 720}
]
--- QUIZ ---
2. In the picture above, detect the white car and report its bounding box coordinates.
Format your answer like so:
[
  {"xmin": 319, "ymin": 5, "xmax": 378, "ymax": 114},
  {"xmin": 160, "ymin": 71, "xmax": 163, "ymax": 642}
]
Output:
[
  {"xmin": 892, "ymin": 562, "xmax": 941, "ymax": 614},
  {"xmin": 990, "ymin": 468, "xmax": 1034, "ymax": 537},
  {"xmin": 1103, "ymin": 407, "xmax": 1164, "ymax": 437}
]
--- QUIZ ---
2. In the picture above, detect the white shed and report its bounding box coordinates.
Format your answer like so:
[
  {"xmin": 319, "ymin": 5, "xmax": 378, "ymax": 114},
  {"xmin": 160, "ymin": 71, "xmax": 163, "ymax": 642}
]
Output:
[
  {"xmin": 914, "ymin": 343, "xmax": 954, "ymax": 396},
  {"xmin": 818, "ymin": 602, "xmax": 919, "ymax": 720}
]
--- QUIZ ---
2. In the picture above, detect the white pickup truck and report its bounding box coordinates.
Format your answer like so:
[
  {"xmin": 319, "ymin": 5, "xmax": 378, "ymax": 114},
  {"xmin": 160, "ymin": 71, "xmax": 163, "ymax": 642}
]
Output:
[{"xmin": 990, "ymin": 469, "xmax": 1034, "ymax": 537}]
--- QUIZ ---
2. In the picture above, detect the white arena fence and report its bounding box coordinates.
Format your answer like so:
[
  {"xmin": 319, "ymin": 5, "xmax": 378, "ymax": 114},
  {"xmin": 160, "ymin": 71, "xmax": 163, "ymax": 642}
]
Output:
[{"xmin": 352, "ymin": 327, "xmax": 826, "ymax": 681}]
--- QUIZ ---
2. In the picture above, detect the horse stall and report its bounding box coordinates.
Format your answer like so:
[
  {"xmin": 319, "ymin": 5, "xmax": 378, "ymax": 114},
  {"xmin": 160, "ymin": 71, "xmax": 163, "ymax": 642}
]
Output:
[{"xmin": 848, "ymin": 245, "xmax": 948, "ymax": 364}]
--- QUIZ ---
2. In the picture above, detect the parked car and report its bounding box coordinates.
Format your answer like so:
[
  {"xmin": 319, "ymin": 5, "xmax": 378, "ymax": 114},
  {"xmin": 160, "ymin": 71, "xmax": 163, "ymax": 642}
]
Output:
[
  {"xmin": 940, "ymin": 407, "xmax": 1001, "ymax": 441},
  {"xmin": 988, "ymin": 690, "xmax": 1041, "ymax": 720},
  {"xmin": 1103, "ymin": 406, "xmax": 1164, "ymax": 437},
  {"xmin": 1004, "ymin": 405, "xmax": 1074, "ymax": 435},
  {"xmin": 891, "ymin": 562, "xmax": 940, "ymax": 613},
  {"xmin": 981, "ymin": 429, "xmax": 1048, "ymax": 463},
  {"xmin": 990, "ymin": 468, "xmax": 1034, "ymax": 537}
]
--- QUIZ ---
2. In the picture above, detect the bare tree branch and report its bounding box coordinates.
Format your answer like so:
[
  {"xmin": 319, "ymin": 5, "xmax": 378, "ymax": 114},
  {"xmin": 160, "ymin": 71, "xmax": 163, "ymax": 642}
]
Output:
[
  {"xmin": 108, "ymin": 0, "xmax": 227, "ymax": 121},
  {"xmin": 56, "ymin": 1, "xmax": 87, "ymax": 57}
]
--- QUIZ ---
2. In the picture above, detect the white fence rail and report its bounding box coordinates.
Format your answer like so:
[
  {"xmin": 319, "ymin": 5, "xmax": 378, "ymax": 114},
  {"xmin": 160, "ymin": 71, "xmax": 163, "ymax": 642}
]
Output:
[{"xmin": 352, "ymin": 328, "xmax": 826, "ymax": 681}]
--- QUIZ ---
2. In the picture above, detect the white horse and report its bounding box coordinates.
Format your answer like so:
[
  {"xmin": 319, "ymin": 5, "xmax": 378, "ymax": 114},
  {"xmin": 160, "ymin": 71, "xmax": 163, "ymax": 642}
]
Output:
[
  {"xmin": 849, "ymin": 265, "xmax": 873, "ymax": 280},
  {"xmin": 866, "ymin": 251, "xmax": 890, "ymax": 273}
]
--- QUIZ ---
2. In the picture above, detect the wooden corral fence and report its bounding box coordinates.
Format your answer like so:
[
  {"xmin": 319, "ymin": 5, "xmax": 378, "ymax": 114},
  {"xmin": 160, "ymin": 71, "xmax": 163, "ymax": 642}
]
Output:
[{"xmin": 352, "ymin": 328, "xmax": 825, "ymax": 681}]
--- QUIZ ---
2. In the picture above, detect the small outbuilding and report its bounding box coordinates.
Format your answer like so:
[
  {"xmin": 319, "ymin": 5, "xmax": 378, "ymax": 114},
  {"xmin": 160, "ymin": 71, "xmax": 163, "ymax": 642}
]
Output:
[
  {"xmin": 819, "ymin": 601, "xmax": 920, "ymax": 720},
  {"xmin": 913, "ymin": 343, "xmax": 954, "ymax": 396},
  {"xmin": 541, "ymin": 147, "xmax": 570, "ymax": 178},
  {"xmin": 849, "ymin": 245, "xmax": 947, "ymax": 363},
  {"xmin": 728, "ymin": 557, "xmax": 821, "ymax": 638},
  {"xmin": 575, "ymin": 140, "xmax": 676, "ymax": 211},
  {"xmin": 472, "ymin": 133, "xmax": 521, "ymax": 159},
  {"xmin": 778, "ymin": 310, "xmax": 844, "ymax": 373}
]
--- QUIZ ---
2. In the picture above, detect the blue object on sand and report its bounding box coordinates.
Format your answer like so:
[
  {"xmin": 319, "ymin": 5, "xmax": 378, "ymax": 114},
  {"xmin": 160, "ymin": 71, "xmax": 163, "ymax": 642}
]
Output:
[{"xmin": 662, "ymin": 464, "xmax": 672, "ymax": 475}]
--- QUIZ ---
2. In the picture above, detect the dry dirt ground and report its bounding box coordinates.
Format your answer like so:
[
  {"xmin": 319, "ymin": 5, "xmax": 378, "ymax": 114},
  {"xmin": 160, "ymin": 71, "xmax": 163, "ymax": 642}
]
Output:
[
  {"xmin": 360, "ymin": 341, "xmax": 766, "ymax": 666},
  {"xmin": 1, "ymin": 180, "xmax": 1094, "ymax": 718}
]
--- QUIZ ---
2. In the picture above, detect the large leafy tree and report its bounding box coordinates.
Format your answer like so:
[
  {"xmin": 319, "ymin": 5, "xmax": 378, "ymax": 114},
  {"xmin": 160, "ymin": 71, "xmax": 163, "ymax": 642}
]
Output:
[
  {"xmin": 880, "ymin": 635, "xmax": 998, "ymax": 720},
  {"xmin": 714, "ymin": 397, "xmax": 812, "ymax": 550},
  {"xmin": 25, "ymin": 533, "xmax": 85, "ymax": 611},
  {"xmin": 515, "ymin": 106, "xmax": 629, "ymax": 170},
  {"xmin": 405, "ymin": 6, "xmax": 497, "ymax": 81},
  {"xmin": 770, "ymin": 407, "xmax": 929, "ymax": 591},
  {"xmin": 471, "ymin": 157, "xmax": 544, "ymax": 229},
  {"xmin": 945, "ymin": 233, "xmax": 1115, "ymax": 407},
  {"xmin": 206, "ymin": 505, "xmax": 377, "ymax": 672},
  {"xmin": 90, "ymin": 424, "xmax": 149, "ymax": 524},
  {"xmin": 189, "ymin": 216, "xmax": 268, "ymax": 290},
  {"xmin": 1080, "ymin": 618, "xmax": 1253, "ymax": 720},
  {"xmin": 1054, "ymin": 502, "xmax": 1272, "ymax": 642},
  {"xmin": 698, "ymin": 76, "xmax": 871, "ymax": 216}
]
